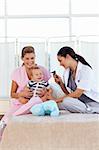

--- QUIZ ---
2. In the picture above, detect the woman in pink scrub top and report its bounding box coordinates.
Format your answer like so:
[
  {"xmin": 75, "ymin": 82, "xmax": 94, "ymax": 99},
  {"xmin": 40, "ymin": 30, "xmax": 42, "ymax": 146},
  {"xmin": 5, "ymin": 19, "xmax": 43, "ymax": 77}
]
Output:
[{"xmin": 0, "ymin": 46, "xmax": 51, "ymax": 139}]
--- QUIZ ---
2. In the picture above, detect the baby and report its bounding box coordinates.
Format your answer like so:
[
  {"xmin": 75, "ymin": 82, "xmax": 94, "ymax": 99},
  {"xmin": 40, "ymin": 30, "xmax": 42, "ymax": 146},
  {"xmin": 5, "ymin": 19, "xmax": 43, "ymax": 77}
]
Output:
[
  {"xmin": 27, "ymin": 66, "xmax": 52, "ymax": 99},
  {"xmin": 22, "ymin": 66, "xmax": 59, "ymax": 116}
]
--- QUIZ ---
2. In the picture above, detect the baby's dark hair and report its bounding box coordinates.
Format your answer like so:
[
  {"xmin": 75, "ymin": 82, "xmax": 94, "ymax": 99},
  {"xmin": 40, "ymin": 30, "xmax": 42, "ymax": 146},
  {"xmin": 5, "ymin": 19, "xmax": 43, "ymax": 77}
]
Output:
[
  {"xmin": 57, "ymin": 46, "xmax": 92, "ymax": 68},
  {"xmin": 32, "ymin": 66, "xmax": 40, "ymax": 70},
  {"xmin": 32, "ymin": 66, "xmax": 42, "ymax": 73}
]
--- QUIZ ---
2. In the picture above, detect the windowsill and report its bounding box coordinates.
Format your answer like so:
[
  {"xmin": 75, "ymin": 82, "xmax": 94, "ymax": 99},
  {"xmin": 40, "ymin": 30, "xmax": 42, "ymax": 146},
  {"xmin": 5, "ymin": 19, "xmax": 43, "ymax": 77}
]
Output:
[{"xmin": 0, "ymin": 99, "xmax": 10, "ymax": 115}]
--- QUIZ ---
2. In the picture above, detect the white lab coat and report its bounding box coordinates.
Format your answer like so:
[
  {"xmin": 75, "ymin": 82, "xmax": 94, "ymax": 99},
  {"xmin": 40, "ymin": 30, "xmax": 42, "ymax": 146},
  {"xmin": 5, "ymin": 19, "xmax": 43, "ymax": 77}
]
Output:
[{"xmin": 63, "ymin": 61, "xmax": 99, "ymax": 103}]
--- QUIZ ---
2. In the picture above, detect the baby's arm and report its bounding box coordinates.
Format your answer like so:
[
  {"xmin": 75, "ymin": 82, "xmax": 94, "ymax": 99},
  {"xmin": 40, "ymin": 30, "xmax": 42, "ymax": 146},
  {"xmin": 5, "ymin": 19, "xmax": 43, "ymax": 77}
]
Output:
[
  {"xmin": 47, "ymin": 88, "xmax": 53, "ymax": 94},
  {"xmin": 40, "ymin": 87, "xmax": 53, "ymax": 102},
  {"xmin": 40, "ymin": 80, "xmax": 53, "ymax": 101},
  {"xmin": 41, "ymin": 88, "xmax": 48, "ymax": 102}
]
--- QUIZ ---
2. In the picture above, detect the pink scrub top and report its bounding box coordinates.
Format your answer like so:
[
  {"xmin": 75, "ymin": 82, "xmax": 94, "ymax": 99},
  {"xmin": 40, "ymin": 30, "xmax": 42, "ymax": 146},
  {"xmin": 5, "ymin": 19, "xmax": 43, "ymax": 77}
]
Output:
[{"xmin": 11, "ymin": 65, "xmax": 51, "ymax": 105}]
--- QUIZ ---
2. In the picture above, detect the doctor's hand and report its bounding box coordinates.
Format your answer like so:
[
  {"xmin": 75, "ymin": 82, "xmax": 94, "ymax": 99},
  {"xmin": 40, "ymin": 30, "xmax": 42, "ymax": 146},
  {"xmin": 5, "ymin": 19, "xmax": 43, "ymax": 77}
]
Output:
[{"xmin": 53, "ymin": 74, "xmax": 63, "ymax": 85}]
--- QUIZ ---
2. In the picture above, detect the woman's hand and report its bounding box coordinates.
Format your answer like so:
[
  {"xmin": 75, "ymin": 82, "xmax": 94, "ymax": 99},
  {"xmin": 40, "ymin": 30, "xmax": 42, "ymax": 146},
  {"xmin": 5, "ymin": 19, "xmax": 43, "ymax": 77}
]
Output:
[
  {"xmin": 53, "ymin": 74, "xmax": 63, "ymax": 85},
  {"xmin": 19, "ymin": 97, "xmax": 29, "ymax": 104},
  {"xmin": 19, "ymin": 87, "xmax": 33, "ymax": 99}
]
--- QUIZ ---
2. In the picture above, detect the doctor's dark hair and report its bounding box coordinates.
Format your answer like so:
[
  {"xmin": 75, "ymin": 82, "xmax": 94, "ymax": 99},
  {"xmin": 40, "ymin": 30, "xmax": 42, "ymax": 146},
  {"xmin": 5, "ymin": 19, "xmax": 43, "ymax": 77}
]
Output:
[
  {"xmin": 57, "ymin": 46, "xmax": 92, "ymax": 68},
  {"xmin": 21, "ymin": 46, "xmax": 35, "ymax": 58}
]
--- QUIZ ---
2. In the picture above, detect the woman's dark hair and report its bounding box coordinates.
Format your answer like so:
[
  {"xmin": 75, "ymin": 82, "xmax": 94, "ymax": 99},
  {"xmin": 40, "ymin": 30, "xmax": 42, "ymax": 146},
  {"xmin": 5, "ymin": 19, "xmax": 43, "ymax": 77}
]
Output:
[
  {"xmin": 57, "ymin": 46, "xmax": 92, "ymax": 68},
  {"xmin": 21, "ymin": 46, "xmax": 35, "ymax": 58}
]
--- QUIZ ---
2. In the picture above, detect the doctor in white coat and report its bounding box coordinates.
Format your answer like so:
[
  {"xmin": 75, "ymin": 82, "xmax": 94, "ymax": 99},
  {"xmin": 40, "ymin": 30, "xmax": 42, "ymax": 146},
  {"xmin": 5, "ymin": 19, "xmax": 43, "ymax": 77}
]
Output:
[{"xmin": 49, "ymin": 46, "xmax": 99, "ymax": 113}]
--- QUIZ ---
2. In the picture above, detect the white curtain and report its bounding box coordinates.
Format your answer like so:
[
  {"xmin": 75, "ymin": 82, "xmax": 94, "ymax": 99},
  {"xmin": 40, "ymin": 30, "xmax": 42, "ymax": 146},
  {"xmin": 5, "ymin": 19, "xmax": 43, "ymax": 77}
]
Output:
[
  {"xmin": 79, "ymin": 41, "xmax": 99, "ymax": 91},
  {"xmin": 0, "ymin": 42, "xmax": 16, "ymax": 98}
]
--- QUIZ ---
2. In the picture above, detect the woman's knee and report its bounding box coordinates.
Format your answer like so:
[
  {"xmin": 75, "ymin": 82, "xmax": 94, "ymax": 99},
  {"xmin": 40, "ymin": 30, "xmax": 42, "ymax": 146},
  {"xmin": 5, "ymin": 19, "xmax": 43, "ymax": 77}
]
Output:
[
  {"xmin": 62, "ymin": 97, "xmax": 87, "ymax": 113},
  {"xmin": 62, "ymin": 97, "xmax": 76, "ymax": 105},
  {"xmin": 58, "ymin": 97, "xmax": 75, "ymax": 110}
]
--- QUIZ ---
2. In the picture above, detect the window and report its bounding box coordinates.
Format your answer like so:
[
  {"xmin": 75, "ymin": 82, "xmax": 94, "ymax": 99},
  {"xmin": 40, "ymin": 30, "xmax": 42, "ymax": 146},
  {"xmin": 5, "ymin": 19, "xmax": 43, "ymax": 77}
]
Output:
[
  {"xmin": 71, "ymin": 0, "xmax": 99, "ymax": 14},
  {"xmin": 0, "ymin": 0, "xmax": 5, "ymax": 16},
  {"xmin": 0, "ymin": 20, "xmax": 5, "ymax": 37},
  {"xmin": 72, "ymin": 17, "xmax": 99, "ymax": 36},
  {"xmin": 7, "ymin": 18, "xmax": 69, "ymax": 37},
  {"xmin": 7, "ymin": 0, "xmax": 69, "ymax": 15}
]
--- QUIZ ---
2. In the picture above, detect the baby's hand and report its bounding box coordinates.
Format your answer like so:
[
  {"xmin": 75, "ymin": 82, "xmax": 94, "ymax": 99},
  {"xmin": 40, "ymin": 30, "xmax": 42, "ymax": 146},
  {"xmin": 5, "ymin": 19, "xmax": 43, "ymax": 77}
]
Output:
[
  {"xmin": 47, "ymin": 88, "xmax": 53, "ymax": 94},
  {"xmin": 36, "ymin": 88, "xmax": 47, "ymax": 97}
]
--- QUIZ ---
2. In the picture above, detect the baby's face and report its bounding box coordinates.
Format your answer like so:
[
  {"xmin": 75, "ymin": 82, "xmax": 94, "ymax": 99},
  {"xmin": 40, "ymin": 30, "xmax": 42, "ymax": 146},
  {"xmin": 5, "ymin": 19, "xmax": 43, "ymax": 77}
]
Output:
[{"xmin": 32, "ymin": 69, "xmax": 44, "ymax": 82}]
